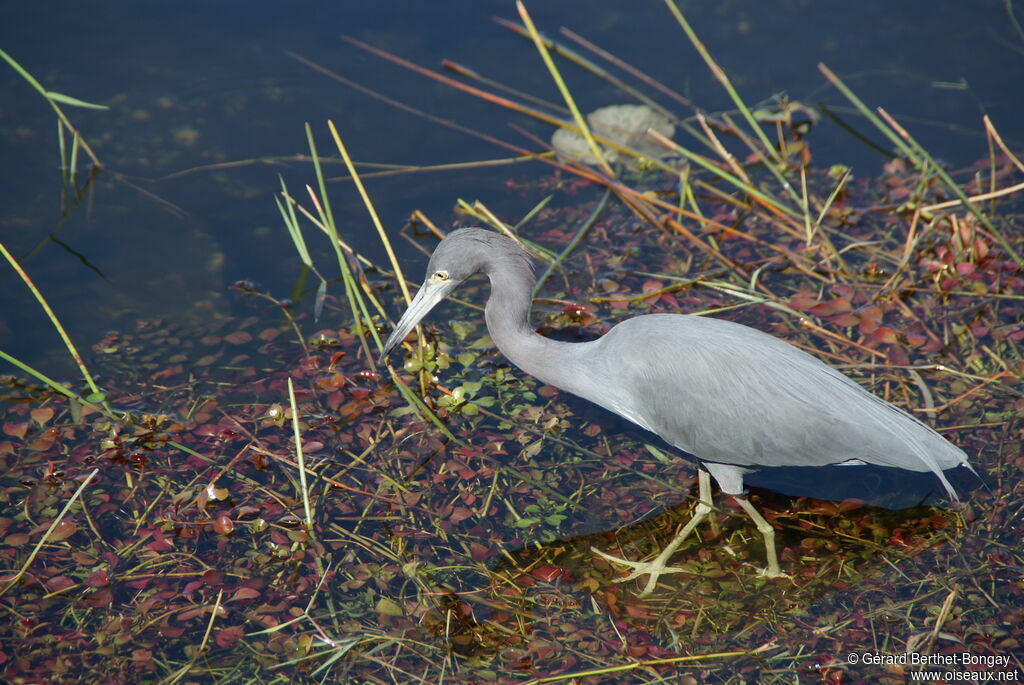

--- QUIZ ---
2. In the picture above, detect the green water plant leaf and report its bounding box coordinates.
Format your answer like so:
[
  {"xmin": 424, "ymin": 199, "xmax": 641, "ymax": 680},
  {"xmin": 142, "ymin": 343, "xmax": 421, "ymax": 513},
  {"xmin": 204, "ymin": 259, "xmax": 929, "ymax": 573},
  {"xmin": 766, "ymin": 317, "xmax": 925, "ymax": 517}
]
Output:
[{"xmin": 45, "ymin": 91, "xmax": 109, "ymax": 110}]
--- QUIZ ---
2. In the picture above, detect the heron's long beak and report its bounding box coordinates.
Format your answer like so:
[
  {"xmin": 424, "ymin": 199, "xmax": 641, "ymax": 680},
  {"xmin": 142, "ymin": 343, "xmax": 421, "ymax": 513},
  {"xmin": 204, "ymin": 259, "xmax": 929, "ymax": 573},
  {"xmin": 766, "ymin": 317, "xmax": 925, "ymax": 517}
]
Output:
[{"xmin": 378, "ymin": 280, "xmax": 453, "ymax": 365}]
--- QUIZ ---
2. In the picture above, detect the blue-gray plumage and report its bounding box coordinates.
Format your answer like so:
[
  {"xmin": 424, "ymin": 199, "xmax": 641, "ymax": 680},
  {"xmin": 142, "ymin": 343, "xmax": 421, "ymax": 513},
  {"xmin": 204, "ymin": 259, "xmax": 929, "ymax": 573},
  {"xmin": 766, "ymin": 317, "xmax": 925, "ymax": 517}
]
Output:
[{"xmin": 379, "ymin": 228, "xmax": 973, "ymax": 595}]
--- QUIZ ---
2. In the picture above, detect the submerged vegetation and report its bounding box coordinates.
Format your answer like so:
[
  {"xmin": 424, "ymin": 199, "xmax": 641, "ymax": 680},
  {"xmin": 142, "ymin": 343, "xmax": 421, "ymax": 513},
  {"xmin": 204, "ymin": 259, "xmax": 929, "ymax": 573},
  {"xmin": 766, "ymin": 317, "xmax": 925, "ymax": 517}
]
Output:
[{"xmin": 2, "ymin": 1, "xmax": 1023, "ymax": 682}]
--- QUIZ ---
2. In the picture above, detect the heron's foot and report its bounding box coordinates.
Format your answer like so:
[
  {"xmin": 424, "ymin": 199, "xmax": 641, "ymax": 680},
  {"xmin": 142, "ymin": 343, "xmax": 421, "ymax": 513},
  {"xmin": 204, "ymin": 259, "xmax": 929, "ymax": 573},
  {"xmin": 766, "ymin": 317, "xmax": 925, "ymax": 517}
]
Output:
[
  {"xmin": 755, "ymin": 565, "xmax": 790, "ymax": 580},
  {"xmin": 590, "ymin": 546, "xmax": 688, "ymax": 597}
]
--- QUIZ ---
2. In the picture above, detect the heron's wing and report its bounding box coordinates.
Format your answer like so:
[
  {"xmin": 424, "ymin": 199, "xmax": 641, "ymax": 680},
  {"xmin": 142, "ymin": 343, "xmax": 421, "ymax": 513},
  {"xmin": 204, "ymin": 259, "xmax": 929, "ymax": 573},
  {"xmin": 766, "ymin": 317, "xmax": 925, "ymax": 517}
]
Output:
[{"xmin": 583, "ymin": 315, "xmax": 967, "ymax": 496}]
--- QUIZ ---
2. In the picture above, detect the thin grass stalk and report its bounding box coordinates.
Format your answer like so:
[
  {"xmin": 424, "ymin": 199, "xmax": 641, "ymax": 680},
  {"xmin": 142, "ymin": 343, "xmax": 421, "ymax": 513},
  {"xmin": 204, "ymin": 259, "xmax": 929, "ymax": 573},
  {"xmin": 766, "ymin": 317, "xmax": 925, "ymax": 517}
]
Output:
[
  {"xmin": 812, "ymin": 170, "xmax": 853, "ymax": 274},
  {"xmin": 328, "ymin": 153, "xmax": 545, "ymax": 183},
  {"xmin": 57, "ymin": 121, "xmax": 68, "ymax": 211},
  {"xmin": 921, "ymin": 181, "xmax": 1024, "ymax": 213},
  {"xmin": 0, "ymin": 468, "xmax": 99, "ymax": 597},
  {"xmin": 521, "ymin": 650, "xmax": 750, "ymax": 684},
  {"xmin": 647, "ymin": 129, "xmax": 799, "ymax": 219},
  {"xmin": 310, "ymin": 638, "xmax": 361, "ymax": 677},
  {"xmin": 475, "ymin": 202, "xmax": 564, "ymax": 263},
  {"xmin": 0, "ymin": 48, "xmax": 104, "ymax": 168},
  {"xmin": 335, "ymin": 39, "xmax": 571, "ymax": 131},
  {"xmin": 198, "ymin": 589, "xmax": 224, "ymax": 653},
  {"xmin": 799, "ymin": 164, "xmax": 817, "ymax": 250},
  {"xmin": 317, "ymin": 37, "xmax": 802, "ymax": 277},
  {"xmin": 613, "ymin": 171, "xmax": 786, "ymax": 249},
  {"xmin": 410, "ymin": 211, "xmax": 445, "ymax": 240},
  {"xmin": 278, "ymin": 176, "xmax": 315, "ymax": 269},
  {"xmin": 159, "ymin": 153, "xmax": 331, "ymax": 181},
  {"xmin": 719, "ymin": 111, "xmax": 802, "ymax": 205},
  {"xmin": 0, "ymin": 241, "xmax": 108, "ymax": 408},
  {"xmin": 986, "ymin": 124, "xmax": 999, "ymax": 217},
  {"xmin": 304, "ymin": 125, "xmax": 381, "ymax": 361},
  {"xmin": 494, "ymin": 17, "xmax": 677, "ymax": 123},
  {"xmin": 815, "ymin": 168, "xmax": 852, "ymax": 229},
  {"xmin": 662, "ymin": 0, "xmax": 781, "ymax": 164},
  {"xmin": 347, "ymin": 267, "xmax": 393, "ymax": 324},
  {"xmin": 442, "ymin": 59, "xmax": 568, "ymax": 114},
  {"xmin": 983, "ymin": 115, "xmax": 1024, "ymax": 173},
  {"xmin": 285, "ymin": 194, "xmax": 379, "ymax": 272},
  {"xmin": 0, "ymin": 349, "xmax": 106, "ymax": 415},
  {"xmin": 505, "ymin": 121, "xmax": 615, "ymax": 182},
  {"xmin": 817, "ymin": 63, "xmax": 919, "ymax": 162},
  {"xmin": 301, "ymin": 560, "xmax": 338, "ymax": 633},
  {"xmin": 515, "ymin": 1, "xmax": 614, "ymax": 176},
  {"xmin": 287, "ymin": 378, "xmax": 315, "ymax": 534},
  {"xmin": 697, "ymin": 113, "xmax": 754, "ymax": 186},
  {"xmin": 69, "ymin": 130, "xmax": 80, "ymax": 190},
  {"xmin": 388, "ymin": 373, "xmax": 457, "ymax": 442},
  {"xmin": 470, "ymin": 201, "xmax": 514, "ymax": 238},
  {"xmin": 309, "ymin": 195, "xmax": 375, "ymax": 361},
  {"xmin": 876, "ymin": 207, "xmax": 923, "ymax": 296},
  {"xmin": 450, "ymin": 199, "xmax": 556, "ymax": 262},
  {"xmin": 700, "ymin": 111, "xmax": 808, "ymax": 221},
  {"xmin": 534, "ymin": 188, "xmax": 610, "ymax": 295},
  {"xmin": 663, "ymin": 217, "xmax": 745, "ymax": 276},
  {"xmin": 295, "ymin": 48, "xmax": 673, "ymax": 192},
  {"xmin": 327, "ymin": 120, "xmax": 414, "ymax": 307},
  {"xmin": 1005, "ymin": 0, "xmax": 1024, "ymax": 41},
  {"xmin": 592, "ymin": 275, "xmax": 709, "ymax": 305},
  {"xmin": 512, "ymin": 194, "xmax": 555, "ymax": 231},
  {"xmin": 679, "ymin": 165, "xmax": 703, "ymax": 218},
  {"xmin": 459, "ymin": 199, "xmax": 514, "ymax": 236},
  {"xmin": 558, "ymin": 27, "xmax": 694, "ymax": 109},
  {"xmin": 161, "ymin": 598, "xmax": 227, "ymax": 683},
  {"xmin": 277, "ymin": 178, "xmax": 329, "ymax": 319},
  {"xmin": 876, "ymin": 107, "xmax": 1023, "ymax": 266}
]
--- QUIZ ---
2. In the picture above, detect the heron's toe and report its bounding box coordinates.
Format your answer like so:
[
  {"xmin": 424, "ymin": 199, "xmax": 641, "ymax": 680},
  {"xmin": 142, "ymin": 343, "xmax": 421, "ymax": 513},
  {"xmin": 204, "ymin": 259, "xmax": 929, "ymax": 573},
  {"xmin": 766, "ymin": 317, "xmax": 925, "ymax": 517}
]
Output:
[
  {"xmin": 754, "ymin": 565, "xmax": 790, "ymax": 579},
  {"xmin": 590, "ymin": 545, "xmax": 687, "ymax": 594},
  {"xmin": 607, "ymin": 562, "xmax": 685, "ymax": 583},
  {"xmin": 589, "ymin": 545, "xmax": 627, "ymax": 565}
]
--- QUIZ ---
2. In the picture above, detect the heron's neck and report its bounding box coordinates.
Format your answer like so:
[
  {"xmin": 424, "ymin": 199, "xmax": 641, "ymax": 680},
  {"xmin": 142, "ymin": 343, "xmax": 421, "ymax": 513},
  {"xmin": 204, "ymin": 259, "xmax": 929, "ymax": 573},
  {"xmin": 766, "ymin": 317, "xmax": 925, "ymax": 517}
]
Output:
[{"xmin": 483, "ymin": 266, "xmax": 584, "ymax": 391}]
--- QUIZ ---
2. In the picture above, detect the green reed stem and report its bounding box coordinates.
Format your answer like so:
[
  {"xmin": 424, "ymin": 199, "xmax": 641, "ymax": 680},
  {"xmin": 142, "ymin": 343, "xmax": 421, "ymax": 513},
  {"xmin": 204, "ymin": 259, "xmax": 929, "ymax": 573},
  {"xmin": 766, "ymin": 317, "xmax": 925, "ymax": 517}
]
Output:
[{"xmin": 0, "ymin": 241, "xmax": 109, "ymax": 409}]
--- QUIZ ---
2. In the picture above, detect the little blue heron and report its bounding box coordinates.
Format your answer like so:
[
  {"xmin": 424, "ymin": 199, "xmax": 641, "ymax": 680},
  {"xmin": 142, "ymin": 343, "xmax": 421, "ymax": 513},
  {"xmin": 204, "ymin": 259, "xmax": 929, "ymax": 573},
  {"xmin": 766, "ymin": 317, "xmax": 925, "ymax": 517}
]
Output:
[{"xmin": 379, "ymin": 228, "xmax": 973, "ymax": 595}]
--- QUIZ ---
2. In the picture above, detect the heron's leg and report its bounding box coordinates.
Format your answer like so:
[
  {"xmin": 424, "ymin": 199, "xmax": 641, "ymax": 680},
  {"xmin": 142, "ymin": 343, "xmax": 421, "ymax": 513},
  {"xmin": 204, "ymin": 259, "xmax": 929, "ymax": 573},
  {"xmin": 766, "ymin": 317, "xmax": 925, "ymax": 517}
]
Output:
[
  {"xmin": 732, "ymin": 496, "xmax": 784, "ymax": 577},
  {"xmin": 591, "ymin": 470, "xmax": 714, "ymax": 597}
]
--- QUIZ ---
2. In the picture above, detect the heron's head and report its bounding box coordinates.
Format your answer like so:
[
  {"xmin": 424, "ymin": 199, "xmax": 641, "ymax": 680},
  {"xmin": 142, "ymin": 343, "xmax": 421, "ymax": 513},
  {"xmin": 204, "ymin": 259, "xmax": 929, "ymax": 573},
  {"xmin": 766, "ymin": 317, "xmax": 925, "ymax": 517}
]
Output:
[{"xmin": 379, "ymin": 228, "xmax": 523, "ymax": 363}]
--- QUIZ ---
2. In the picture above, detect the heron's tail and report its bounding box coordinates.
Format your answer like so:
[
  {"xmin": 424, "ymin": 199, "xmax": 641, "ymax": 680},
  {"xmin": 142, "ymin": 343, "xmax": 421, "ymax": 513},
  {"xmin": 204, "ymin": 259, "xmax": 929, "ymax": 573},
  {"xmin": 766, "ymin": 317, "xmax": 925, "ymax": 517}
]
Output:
[{"xmin": 910, "ymin": 439, "xmax": 971, "ymax": 502}]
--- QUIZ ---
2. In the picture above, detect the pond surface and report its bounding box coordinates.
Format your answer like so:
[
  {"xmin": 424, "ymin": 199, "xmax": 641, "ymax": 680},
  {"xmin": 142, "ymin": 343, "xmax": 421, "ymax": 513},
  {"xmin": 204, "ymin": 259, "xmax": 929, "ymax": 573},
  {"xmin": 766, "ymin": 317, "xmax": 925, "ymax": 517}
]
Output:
[
  {"xmin": 1, "ymin": 0, "xmax": 1022, "ymax": 371},
  {"xmin": 1, "ymin": 1, "xmax": 1022, "ymax": 683}
]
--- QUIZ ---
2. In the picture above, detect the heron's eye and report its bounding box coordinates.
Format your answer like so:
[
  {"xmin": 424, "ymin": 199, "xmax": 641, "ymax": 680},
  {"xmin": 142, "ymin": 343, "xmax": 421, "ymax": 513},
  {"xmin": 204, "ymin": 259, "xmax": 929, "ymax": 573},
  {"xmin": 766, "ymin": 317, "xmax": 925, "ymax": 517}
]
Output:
[{"xmin": 433, "ymin": 270, "xmax": 449, "ymax": 281}]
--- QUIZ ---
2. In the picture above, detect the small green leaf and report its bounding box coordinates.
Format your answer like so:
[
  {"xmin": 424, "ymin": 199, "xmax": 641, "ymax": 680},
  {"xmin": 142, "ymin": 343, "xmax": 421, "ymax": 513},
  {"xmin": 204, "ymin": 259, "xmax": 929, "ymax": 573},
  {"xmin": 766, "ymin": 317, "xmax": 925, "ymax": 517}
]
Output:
[
  {"xmin": 450, "ymin": 321, "xmax": 475, "ymax": 340},
  {"xmin": 46, "ymin": 91, "xmax": 109, "ymax": 110},
  {"xmin": 375, "ymin": 597, "xmax": 404, "ymax": 617},
  {"xmin": 388, "ymin": 405, "xmax": 418, "ymax": 417},
  {"xmin": 644, "ymin": 444, "xmax": 673, "ymax": 464}
]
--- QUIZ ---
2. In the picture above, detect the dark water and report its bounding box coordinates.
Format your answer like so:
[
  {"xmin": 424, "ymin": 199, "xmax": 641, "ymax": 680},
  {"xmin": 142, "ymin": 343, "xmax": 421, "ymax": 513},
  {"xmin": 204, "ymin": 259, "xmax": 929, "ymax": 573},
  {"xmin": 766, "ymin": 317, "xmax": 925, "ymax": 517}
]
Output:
[{"xmin": 1, "ymin": 0, "xmax": 1022, "ymax": 375}]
